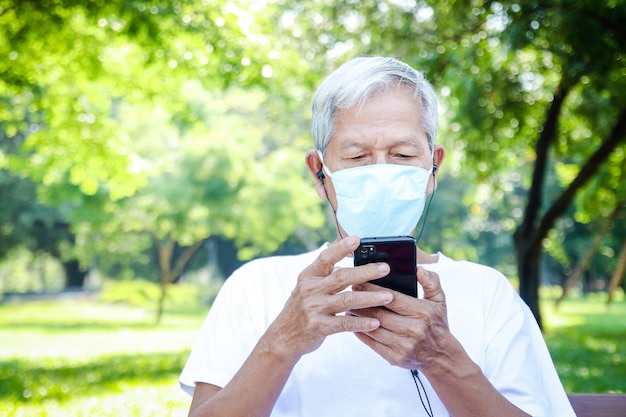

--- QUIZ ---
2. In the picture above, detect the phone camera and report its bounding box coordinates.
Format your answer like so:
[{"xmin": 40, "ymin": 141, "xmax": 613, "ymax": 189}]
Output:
[{"xmin": 359, "ymin": 245, "xmax": 375, "ymax": 259}]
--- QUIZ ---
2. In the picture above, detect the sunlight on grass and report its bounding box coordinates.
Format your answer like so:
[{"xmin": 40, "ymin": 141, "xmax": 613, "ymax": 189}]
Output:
[
  {"xmin": 1, "ymin": 284, "xmax": 624, "ymax": 416},
  {"xmin": 542, "ymin": 288, "xmax": 626, "ymax": 394},
  {"xmin": 4, "ymin": 382, "xmax": 191, "ymax": 417},
  {"xmin": 0, "ymin": 300, "xmax": 206, "ymax": 359},
  {"xmin": 0, "ymin": 291, "xmax": 208, "ymax": 417}
]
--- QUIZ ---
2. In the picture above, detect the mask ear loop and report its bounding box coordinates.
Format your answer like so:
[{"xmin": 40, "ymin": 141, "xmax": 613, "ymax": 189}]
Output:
[
  {"xmin": 414, "ymin": 164, "xmax": 437, "ymax": 245},
  {"xmin": 415, "ymin": 190, "xmax": 435, "ymax": 244},
  {"xmin": 317, "ymin": 167, "xmax": 346, "ymax": 240}
]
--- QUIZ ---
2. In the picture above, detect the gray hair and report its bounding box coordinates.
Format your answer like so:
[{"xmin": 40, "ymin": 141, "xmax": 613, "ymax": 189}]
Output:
[{"xmin": 311, "ymin": 56, "xmax": 438, "ymax": 156}]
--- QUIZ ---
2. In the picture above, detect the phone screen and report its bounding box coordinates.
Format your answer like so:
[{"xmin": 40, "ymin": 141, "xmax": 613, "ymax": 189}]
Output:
[{"xmin": 353, "ymin": 236, "xmax": 417, "ymax": 297}]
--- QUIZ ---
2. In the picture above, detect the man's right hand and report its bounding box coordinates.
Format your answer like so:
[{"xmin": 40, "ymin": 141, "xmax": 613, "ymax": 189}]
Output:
[
  {"xmin": 266, "ymin": 235, "xmax": 395, "ymax": 361},
  {"xmin": 189, "ymin": 235, "xmax": 395, "ymax": 417}
]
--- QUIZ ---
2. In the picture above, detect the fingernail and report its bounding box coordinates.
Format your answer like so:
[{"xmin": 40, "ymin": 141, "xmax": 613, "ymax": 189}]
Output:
[
  {"xmin": 377, "ymin": 263, "xmax": 389, "ymax": 273},
  {"xmin": 366, "ymin": 319, "xmax": 380, "ymax": 330},
  {"xmin": 380, "ymin": 292, "xmax": 393, "ymax": 303}
]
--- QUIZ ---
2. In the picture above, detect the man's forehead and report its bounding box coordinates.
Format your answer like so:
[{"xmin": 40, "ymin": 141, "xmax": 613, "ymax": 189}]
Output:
[{"xmin": 335, "ymin": 136, "xmax": 427, "ymax": 149}]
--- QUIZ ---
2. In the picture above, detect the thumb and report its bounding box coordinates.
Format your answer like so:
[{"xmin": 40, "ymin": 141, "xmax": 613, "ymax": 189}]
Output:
[{"xmin": 417, "ymin": 267, "xmax": 446, "ymax": 304}]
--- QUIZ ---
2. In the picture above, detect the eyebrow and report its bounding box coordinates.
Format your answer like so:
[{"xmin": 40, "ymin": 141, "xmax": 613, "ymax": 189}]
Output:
[{"xmin": 338, "ymin": 137, "xmax": 428, "ymax": 151}]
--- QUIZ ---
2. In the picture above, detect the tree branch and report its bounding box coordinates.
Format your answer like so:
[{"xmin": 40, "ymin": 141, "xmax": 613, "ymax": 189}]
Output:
[
  {"xmin": 171, "ymin": 239, "xmax": 206, "ymax": 282},
  {"xmin": 517, "ymin": 79, "xmax": 572, "ymax": 241},
  {"xmin": 151, "ymin": 233, "xmax": 175, "ymax": 283},
  {"xmin": 556, "ymin": 200, "xmax": 625, "ymax": 306},
  {"xmin": 530, "ymin": 105, "xmax": 626, "ymax": 248}
]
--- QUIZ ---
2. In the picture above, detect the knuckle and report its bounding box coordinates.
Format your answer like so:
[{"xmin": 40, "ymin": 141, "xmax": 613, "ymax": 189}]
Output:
[
  {"xmin": 338, "ymin": 315, "xmax": 359, "ymax": 332},
  {"xmin": 338, "ymin": 291, "xmax": 357, "ymax": 309},
  {"xmin": 297, "ymin": 265, "xmax": 313, "ymax": 282},
  {"xmin": 294, "ymin": 280, "xmax": 317, "ymax": 298},
  {"xmin": 370, "ymin": 306, "xmax": 386, "ymax": 321},
  {"xmin": 317, "ymin": 249, "xmax": 335, "ymax": 266},
  {"xmin": 398, "ymin": 338, "xmax": 416, "ymax": 354},
  {"xmin": 331, "ymin": 268, "xmax": 351, "ymax": 286},
  {"xmin": 307, "ymin": 316, "xmax": 326, "ymax": 334}
]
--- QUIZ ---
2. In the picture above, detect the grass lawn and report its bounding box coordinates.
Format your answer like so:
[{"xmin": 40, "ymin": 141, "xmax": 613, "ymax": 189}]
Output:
[
  {"xmin": 0, "ymin": 286, "xmax": 624, "ymax": 416},
  {"xmin": 0, "ymin": 293, "xmax": 208, "ymax": 417},
  {"xmin": 542, "ymin": 290, "xmax": 626, "ymax": 394}
]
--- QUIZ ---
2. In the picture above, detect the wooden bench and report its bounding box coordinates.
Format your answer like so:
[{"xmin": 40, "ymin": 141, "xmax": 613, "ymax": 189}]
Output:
[{"xmin": 568, "ymin": 393, "xmax": 626, "ymax": 417}]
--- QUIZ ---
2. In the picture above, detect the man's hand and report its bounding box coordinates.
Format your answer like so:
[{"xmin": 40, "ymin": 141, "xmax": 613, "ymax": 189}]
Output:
[
  {"xmin": 349, "ymin": 267, "xmax": 462, "ymax": 370},
  {"xmin": 189, "ymin": 236, "xmax": 397, "ymax": 417},
  {"xmin": 266, "ymin": 235, "xmax": 396, "ymax": 361}
]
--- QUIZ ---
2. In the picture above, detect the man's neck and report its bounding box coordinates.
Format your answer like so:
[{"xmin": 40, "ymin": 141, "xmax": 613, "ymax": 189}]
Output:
[{"xmin": 416, "ymin": 248, "xmax": 438, "ymax": 264}]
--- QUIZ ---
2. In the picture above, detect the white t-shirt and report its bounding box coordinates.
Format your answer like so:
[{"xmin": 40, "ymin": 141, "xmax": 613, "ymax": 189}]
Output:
[{"xmin": 180, "ymin": 246, "xmax": 575, "ymax": 417}]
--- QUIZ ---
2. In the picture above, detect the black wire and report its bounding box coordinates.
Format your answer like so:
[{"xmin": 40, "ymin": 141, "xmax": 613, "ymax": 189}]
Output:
[
  {"xmin": 414, "ymin": 188, "xmax": 436, "ymax": 245},
  {"xmin": 411, "ymin": 369, "xmax": 434, "ymax": 417},
  {"xmin": 321, "ymin": 181, "xmax": 345, "ymax": 240}
]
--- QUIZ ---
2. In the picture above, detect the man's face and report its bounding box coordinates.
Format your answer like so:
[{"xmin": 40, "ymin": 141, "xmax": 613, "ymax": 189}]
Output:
[{"xmin": 320, "ymin": 87, "xmax": 438, "ymax": 213}]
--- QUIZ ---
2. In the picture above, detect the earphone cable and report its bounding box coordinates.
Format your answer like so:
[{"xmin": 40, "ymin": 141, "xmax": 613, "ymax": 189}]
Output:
[
  {"xmin": 414, "ymin": 188, "xmax": 435, "ymax": 245},
  {"xmin": 321, "ymin": 180, "xmax": 345, "ymax": 240},
  {"xmin": 411, "ymin": 369, "xmax": 434, "ymax": 417}
]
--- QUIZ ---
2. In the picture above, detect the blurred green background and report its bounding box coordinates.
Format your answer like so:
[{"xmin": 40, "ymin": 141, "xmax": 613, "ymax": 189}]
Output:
[
  {"xmin": 1, "ymin": 285, "xmax": 624, "ymax": 416},
  {"xmin": 1, "ymin": 0, "xmax": 625, "ymax": 415}
]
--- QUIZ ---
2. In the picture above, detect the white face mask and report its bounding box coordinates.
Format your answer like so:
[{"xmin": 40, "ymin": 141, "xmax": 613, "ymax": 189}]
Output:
[{"xmin": 318, "ymin": 151, "xmax": 433, "ymax": 238}]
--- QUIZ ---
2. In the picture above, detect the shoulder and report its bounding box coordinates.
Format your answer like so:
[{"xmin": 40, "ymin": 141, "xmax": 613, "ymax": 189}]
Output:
[
  {"xmin": 230, "ymin": 246, "xmax": 325, "ymax": 281},
  {"xmin": 425, "ymin": 253, "xmax": 526, "ymax": 318},
  {"xmin": 208, "ymin": 245, "xmax": 329, "ymax": 331},
  {"xmin": 425, "ymin": 253, "xmax": 512, "ymax": 290},
  {"xmin": 219, "ymin": 245, "xmax": 327, "ymax": 299}
]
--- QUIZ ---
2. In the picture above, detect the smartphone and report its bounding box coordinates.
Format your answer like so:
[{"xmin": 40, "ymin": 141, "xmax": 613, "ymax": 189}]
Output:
[{"xmin": 353, "ymin": 236, "xmax": 418, "ymax": 297}]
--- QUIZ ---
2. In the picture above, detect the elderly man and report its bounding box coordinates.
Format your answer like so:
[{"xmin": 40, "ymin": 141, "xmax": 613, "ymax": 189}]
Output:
[{"xmin": 180, "ymin": 56, "xmax": 575, "ymax": 417}]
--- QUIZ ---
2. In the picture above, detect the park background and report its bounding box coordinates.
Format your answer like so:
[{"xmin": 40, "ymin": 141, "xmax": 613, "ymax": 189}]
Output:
[{"xmin": 1, "ymin": 0, "xmax": 625, "ymax": 416}]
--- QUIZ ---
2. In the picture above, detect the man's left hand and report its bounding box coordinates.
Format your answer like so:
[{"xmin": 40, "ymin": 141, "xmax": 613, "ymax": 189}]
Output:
[{"xmin": 349, "ymin": 267, "xmax": 463, "ymax": 371}]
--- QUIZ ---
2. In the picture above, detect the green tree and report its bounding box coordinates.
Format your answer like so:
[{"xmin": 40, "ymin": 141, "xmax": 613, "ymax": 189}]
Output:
[
  {"xmin": 270, "ymin": 0, "xmax": 626, "ymax": 327},
  {"xmin": 0, "ymin": 130, "xmax": 88, "ymax": 287},
  {"xmin": 72, "ymin": 85, "xmax": 325, "ymax": 321},
  {"xmin": 0, "ymin": 1, "xmax": 320, "ymax": 299},
  {"xmin": 3, "ymin": 0, "xmax": 625, "ymax": 330}
]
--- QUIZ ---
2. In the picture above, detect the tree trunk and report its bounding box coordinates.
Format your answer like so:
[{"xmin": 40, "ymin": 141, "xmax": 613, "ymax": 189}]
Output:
[
  {"xmin": 556, "ymin": 201, "xmax": 624, "ymax": 308},
  {"xmin": 63, "ymin": 259, "xmax": 87, "ymax": 289},
  {"xmin": 515, "ymin": 81, "xmax": 571, "ymax": 328},
  {"xmin": 607, "ymin": 238, "xmax": 626, "ymax": 305},
  {"xmin": 153, "ymin": 235, "xmax": 206, "ymax": 324},
  {"xmin": 556, "ymin": 230, "xmax": 605, "ymax": 307},
  {"xmin": 156, "ymin": 282, "xmax": 168, "ymax": 324},
  {"xmin": 155, "ymin": 237, "xmax": 174, "ymax": 324},
  {"xmin": 516, "ymin": 240, "xmax": 543, "ymax": 326},
  {"xmin": 516, "ymin": 95, "xmax": 626, "ymax": 328}
]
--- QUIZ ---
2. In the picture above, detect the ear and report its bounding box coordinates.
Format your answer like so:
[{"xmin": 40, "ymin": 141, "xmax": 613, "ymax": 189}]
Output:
[
  {"xmin": 428, "ymin": 144, "xmax": 446, "ymax": 194},
  {"xmin": 305, "ymin": 150, "xmax": 327, "ymax": 200}
]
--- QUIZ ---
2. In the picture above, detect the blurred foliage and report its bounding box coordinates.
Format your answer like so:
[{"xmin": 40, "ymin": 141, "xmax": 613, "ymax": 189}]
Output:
[
  {"xmin": 0, "ymin": 248, "xmax": 65, "ymax": 294},
  {"xmin": 267, "ymin": 0, "xmax": 626, "ymax": 325},
  {"xmin": 0, "ymin": 0, "xmax": 624, "ymax": 326},
  {"xmin": 0, "ymin": 0, "xmax": 328, "ymax": 300},
  {"xmin": 99, "ymin": 278, "xmax": 162, "ymax": 307},
  {"xmin": 98, "ymin": 278, "xmax": 217, "ymax": 311}
]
